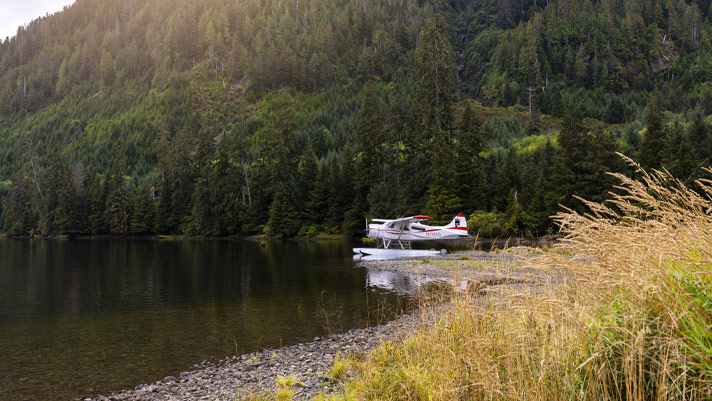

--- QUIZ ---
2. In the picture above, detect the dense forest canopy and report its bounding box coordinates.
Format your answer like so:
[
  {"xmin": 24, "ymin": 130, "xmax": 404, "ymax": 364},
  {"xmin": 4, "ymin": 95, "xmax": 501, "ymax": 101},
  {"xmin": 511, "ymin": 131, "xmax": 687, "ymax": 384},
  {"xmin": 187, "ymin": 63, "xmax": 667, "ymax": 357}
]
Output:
[{"xmin": 1, "ymin": 0, "xmax": 712, "ymax": 237}]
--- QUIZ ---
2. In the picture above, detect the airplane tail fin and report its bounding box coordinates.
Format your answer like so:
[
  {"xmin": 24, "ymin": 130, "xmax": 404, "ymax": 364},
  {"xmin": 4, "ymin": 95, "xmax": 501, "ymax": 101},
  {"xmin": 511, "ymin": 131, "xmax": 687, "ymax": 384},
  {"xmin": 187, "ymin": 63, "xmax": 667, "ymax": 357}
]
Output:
[{"xmin": 446, "ymin": 213, "xmax": 467, "ymax": 231}]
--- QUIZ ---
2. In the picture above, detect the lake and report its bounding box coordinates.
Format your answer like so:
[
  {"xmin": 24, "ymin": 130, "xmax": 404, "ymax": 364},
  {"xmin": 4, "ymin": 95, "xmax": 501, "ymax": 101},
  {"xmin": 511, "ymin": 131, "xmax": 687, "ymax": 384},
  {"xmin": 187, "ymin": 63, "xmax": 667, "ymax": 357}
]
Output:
[{"xmin": 0, "ymin": 238, "xmax": 416, "ymax": 400}]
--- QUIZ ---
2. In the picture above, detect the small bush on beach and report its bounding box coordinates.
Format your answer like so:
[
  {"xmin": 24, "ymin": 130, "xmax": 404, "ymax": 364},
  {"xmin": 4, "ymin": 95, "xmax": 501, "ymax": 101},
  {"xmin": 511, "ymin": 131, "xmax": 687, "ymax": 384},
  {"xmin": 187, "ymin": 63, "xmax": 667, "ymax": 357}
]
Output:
[
  {"xmin": 329, "ymin": 355, "xmax": 350, "ymax": 382},
  {"xmin": 274, "ymin": 388, "xmax": 294, "ymax": 401},
  {"xmin": 339, "ymin": 156, "xmax": 712, "ymax": 400}
]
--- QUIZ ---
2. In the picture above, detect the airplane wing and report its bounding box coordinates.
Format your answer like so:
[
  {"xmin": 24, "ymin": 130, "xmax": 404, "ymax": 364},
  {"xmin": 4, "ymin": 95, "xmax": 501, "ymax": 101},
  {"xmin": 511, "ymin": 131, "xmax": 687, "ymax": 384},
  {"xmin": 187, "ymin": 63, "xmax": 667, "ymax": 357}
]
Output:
[{"xmin": 389, "ymin": 215, "xmax": 433, "ymax": 224}]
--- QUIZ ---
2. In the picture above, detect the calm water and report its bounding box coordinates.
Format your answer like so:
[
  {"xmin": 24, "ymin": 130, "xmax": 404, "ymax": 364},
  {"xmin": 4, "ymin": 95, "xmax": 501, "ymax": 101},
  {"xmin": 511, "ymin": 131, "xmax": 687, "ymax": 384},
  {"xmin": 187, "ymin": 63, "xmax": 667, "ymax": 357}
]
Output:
[{"xmin": 0, "ymin": 238, "xmax": 415, "ymax": 400}]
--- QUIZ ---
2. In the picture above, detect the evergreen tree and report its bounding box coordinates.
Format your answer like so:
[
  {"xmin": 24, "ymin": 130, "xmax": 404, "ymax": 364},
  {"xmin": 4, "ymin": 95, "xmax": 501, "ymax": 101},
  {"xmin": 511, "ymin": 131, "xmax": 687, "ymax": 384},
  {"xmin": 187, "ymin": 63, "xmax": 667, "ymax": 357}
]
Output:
[
  {"xmin": 553, "ymin": 101, "xmax": 620, "ymax": 214},
  {"xmin": 87, "ymin": 174, "xmax": 108, "ymax": 235},
  {"xmin": 104, "ymin": 155, "xmax": 129, "ymax": 236},
  {"xmin": 304, "ymin": 157, "xmax": 329, "ymax": 227},
  {"xmin": 426, "ymin": 132, "xmax": 462, "ymax": 223},
  {"xmin": 2, "ymin": 145, "xmax": 34, "ymax": 235},
  {"xmin": 456, "ymin": 102, "xmax": 485, "ymax": 213},
  {"xmin": 209, "ymin": 142, "xmax": 243, "ymax": 235},
  {"xmin": 129, "ymin": 182, "xmax": 155, "ymax": 235},
  {"xmin": 348, "ymin": 82, "xmax": 385, "ymax": 231},
  {"xmin": 266, "ymin": 185, "xmax": 299, "ymax": 237},
  {"xmin": 688, "ymin": 107, "xmax": 711, "ymax": 165},
  {"xmin": 639, "ymin": 93, "xmax": 666, "ymax": 169},
  {"xmin": 527, "ymin": 139, "xmax": 559, "ymax": 235},
  {"xmin": 664, "ymin": 119, "xmax": 696, "ymax": 182},
  {"xmin": 187, "ymin": 133, "xmax": 216, "ymax": 235},
  {"xmin": 411, "ymin": 13, "xmax": 457, "ymax": 217}
]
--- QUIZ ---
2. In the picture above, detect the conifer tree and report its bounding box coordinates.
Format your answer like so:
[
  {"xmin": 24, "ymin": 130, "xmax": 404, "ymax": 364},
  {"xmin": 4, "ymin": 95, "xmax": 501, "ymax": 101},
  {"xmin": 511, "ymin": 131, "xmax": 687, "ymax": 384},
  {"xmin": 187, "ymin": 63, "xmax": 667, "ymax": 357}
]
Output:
[
  {"xmin": 456, "ymin": 102, "xmax": 485, "ymax": 213},
  {"xmin": 348, "ymin": 83, "xmax": 384, "ymax": 231},
  {"xmin": 411, "ymin": 13, "xmax": 457, "ymax": 217},
  {"xmin": 130, "ymin": 182, "xmax": 155, "ymax": 235},
  {"xmin": 266, "ymin": 184, "xmax": 299, "ymax": 237},
  {"xmin": 640, "ymin": 92, "xmax": 666, "ymax": 169},
  {"xmin": 87, "ymin": 174, "xmax": 108, "ymax": 235},
  {"xmin": 688, "ymin": 107, "xmax": 711, "ymax": 164},
  {"xmin": 664, "ymin": 119, "xmax": 696, "ymax": 182},
  {"xmin": 304, "ymin": 158, "xmax": 329, "ymax": 227},
  {"xmin": 104, "ymin": 155, "xmax": 129, "ymax": 236}
]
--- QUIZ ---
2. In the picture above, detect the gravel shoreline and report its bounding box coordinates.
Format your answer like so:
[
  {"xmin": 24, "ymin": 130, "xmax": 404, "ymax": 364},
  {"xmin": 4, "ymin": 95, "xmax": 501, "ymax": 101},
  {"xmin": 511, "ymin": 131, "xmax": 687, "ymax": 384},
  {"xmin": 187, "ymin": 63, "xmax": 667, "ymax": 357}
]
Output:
[
  {"xmin": 88, "ymin": 250, "xmax": 544, "ymax": 401},
  {"xmin": 87, "ymin": 314, "xmax": 418, "ymax": 401}
]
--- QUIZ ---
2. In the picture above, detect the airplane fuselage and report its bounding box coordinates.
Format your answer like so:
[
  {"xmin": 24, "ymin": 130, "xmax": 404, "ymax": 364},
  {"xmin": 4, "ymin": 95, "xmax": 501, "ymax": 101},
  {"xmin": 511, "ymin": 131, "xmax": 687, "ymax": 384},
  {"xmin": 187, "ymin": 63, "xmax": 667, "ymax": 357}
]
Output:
[
  {"xmin": 367, "ymin": 224, "xmax": 467, "ymax": 241},
  {"xmin": 366, "ymin": 214, "xmax": 469, "ymax": 246}
]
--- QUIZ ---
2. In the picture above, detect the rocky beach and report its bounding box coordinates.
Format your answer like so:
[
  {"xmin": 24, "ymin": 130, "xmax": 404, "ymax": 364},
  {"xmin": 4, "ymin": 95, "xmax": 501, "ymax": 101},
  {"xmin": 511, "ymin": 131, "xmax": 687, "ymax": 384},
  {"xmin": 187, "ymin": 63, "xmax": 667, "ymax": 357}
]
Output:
[
  {"xmin": 88, "ymin": 249, "xmax": 549, "ymax": 401},
  {"xmin": 86, "ymin": 313, "xmax": 418, "ymax": 401}
]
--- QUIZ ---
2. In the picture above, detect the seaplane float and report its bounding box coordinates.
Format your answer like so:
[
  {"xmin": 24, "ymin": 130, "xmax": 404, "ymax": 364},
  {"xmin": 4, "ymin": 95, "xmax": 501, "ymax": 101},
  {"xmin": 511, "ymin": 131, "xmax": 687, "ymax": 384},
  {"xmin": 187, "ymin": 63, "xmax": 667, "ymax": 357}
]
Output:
[{"xmin": 353, "ymin": 214, "xmax": 469, "ymax": 258}]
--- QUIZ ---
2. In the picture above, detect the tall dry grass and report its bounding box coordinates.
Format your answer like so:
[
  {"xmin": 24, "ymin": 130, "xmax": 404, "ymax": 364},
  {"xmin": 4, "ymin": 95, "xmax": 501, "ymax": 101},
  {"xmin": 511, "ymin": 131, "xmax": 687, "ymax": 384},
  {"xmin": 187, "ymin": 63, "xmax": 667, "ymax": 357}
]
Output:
[
  {"xmin": 550, "ymin": 155, "xmax": 712, "ymax": 399},
  {"xmin": 335, "ymin": 156, "xmax": 712, "ymax": 401}
]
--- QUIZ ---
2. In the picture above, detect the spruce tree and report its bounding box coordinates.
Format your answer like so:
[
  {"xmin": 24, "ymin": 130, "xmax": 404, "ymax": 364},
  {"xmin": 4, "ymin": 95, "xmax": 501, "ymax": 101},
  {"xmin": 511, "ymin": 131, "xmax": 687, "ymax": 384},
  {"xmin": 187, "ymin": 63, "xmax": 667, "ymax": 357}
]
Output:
[
  {"xmin": 688, "ymin": 107, "xmax": 711, "ymax": 165},
  {"xmin": 87, "ymin": 174, "xmax": 108, "ymax": 235},
  {"xmin": 130, "ymin": 182, "xmax": 155, "ymax": 235},
  {"xmin": 411, "ymin": 13, "xmax": 458, "ymax": 218},
  {"xmin": 639, "ymin": 92, "xmax": 666, "ymax": 169},
  {"xmin": 104, "ymin": 156, "xmax": 129, "ymax": 236},
  {"xmin": 664, "ymin": 119, "xmax": 696, "ymax": 182},
  {"xmin": 456, "ymin": 102, "xmax": 486, "ymax": 214},
  {"xmin": 348, "ymin": 82, "xmax": 385, "ymax": 231}
]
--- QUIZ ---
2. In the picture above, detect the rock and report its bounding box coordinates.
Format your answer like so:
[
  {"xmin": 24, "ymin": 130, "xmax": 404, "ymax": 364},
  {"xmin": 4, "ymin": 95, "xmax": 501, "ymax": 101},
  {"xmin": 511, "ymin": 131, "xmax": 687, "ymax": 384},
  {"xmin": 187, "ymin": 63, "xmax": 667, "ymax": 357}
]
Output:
[{"xmin": 89, "ymin": 294, "xmax": 423, "ymax": 401}]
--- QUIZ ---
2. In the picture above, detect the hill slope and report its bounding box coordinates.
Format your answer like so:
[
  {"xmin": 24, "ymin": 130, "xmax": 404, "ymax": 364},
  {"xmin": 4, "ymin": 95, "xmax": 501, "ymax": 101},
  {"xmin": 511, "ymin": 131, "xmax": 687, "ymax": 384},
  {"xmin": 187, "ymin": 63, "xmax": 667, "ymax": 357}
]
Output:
[{"xmin": 1, "ymin": 0, "xmax": 712, "ymax": 237}]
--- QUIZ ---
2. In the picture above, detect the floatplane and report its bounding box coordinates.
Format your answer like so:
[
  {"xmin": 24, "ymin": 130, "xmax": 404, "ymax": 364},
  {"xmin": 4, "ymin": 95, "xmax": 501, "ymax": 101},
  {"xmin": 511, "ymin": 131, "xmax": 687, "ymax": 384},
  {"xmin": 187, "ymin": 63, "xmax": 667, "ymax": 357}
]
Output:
[{"xmin": 353, "ymin": 214, "xmax": 469, "ymax": 258}]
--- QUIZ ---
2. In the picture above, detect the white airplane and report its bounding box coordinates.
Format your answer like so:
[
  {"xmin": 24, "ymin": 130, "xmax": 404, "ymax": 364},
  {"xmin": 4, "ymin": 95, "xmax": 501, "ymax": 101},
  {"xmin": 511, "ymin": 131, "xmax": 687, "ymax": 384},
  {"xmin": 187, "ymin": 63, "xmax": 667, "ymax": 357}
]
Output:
[{"xmin": 363, "ymin": 214, "xmax": 469, "ymax": 249}]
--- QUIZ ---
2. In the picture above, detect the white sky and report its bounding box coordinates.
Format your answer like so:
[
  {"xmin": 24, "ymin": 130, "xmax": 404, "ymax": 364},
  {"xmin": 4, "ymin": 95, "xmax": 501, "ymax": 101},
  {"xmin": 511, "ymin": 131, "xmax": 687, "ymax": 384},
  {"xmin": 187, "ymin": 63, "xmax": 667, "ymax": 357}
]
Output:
[{"xmin": 0, "ymin": 0, "xmax": 75, "ymax": 41}]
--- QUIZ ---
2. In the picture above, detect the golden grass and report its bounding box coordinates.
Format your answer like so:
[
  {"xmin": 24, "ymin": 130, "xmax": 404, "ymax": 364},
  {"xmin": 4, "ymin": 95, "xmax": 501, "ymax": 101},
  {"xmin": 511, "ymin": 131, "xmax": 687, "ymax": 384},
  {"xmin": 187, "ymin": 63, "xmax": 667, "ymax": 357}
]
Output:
[
  {"xmin": 329, "ymin": 355, "xmax": 349, "ymax": 382},
  {"xmin": 333, "ymin": 155, "xmax": 712, "ymax": 400}
]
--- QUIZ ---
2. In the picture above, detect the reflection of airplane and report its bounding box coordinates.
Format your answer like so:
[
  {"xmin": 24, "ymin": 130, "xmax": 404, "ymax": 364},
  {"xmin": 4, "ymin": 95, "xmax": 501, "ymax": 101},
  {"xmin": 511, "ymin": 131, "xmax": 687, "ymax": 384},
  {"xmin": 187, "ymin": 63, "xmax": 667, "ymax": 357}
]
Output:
[{"xmin": 364, "ymin": 214, "xmax": 468, "ymax": 249}]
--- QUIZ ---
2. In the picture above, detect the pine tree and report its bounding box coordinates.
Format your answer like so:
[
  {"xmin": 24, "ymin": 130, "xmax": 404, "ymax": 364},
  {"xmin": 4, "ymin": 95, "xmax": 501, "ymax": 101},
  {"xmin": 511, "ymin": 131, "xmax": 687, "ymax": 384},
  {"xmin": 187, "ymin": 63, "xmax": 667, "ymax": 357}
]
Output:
[
  {"xmin": 688, "ymin": 107, "xmax": 711, "ymax": 165},
  {"xmin": 527, "ymin": 139, "xmax": 559, "ymax": 235},
  {"xmin": 129, "ymin": 182, "xmax": 155, "ymax": 235},
  {"xmin": 639, "ymin": 92, "xmax": 666, "ymax": 169},
  {"xmin": 86, "ymin": 173, "xmax": 107, "ymax": 235},
  {"xmin": 348, "ymin": 83, "xmax": 385, "ymax": 232},
  {"xmin": 104, "ymin": 155, "xmax": 129, "ymax": 236},
  {"xmin": 664, "ymin": 119, "xmax": 696, "ymax": 182},
  {"xmin": 210, "ymin": 142, "xmax": 243, "ymax": 235},
  {"xmin": 456, "ymin": 102, "xmax": 485, "ymax": 213},
  {"xmin": 266, "ymin": 185, "xmax": 299, "ymax": 237},
  {"xmin": 2, "ymin": 145, "xmax": 34, "ymax": 235},
  {"xmin": 425, "ymin": 131, "xmax": 461, "ymax": 223},
  {"xmin": 411, "ymin": 13, "xmax": 457, "ymax": 217},
  {"xmin": 304, "ymin": 159, "xmax": 329, "ymax": 227}
]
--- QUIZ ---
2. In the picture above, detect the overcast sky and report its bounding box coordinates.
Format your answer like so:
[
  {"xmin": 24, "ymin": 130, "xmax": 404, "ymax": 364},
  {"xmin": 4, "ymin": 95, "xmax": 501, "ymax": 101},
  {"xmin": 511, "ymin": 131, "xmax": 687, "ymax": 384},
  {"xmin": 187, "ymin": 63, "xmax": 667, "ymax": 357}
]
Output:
[{"xmin": 0, "ymin": 0, "xmax": 75, "ymax": 41}]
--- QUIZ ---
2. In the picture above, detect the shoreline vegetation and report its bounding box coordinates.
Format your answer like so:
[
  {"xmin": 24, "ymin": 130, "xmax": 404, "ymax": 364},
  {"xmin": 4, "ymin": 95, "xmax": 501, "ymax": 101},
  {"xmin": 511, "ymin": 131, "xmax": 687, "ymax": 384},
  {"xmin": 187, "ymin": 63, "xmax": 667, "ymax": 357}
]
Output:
[
  {"xmin": 331, "ymin": 159, "xmax": 712, "ymax": 400},
  {"xmin": 91, "ymin": 160, "xmax": 712, "ymax": 400},
  {"xmin": 0, "ymin": 233, "xmax": 561, "ymax": 245}
]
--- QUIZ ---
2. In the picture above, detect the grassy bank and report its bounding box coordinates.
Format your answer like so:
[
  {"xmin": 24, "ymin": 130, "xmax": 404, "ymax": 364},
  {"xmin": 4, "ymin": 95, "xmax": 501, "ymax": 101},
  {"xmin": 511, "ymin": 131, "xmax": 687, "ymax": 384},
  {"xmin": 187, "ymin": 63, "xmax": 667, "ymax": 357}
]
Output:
[{"xmin": 286, "ymin": 157, "xmax": 712, "ymax": 400}]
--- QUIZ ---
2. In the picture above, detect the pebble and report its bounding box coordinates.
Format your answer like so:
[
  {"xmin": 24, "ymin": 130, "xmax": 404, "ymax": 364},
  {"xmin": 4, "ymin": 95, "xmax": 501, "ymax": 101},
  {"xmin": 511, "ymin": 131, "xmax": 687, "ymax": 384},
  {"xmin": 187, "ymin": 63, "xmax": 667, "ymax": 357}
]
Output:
[
  {"xmin": 87, "ymin": 314, "xmax": 417, "ymax": 400},
  {"xmin": 88, "ymin": 251, "xmax": 547, "ymax": 401}
]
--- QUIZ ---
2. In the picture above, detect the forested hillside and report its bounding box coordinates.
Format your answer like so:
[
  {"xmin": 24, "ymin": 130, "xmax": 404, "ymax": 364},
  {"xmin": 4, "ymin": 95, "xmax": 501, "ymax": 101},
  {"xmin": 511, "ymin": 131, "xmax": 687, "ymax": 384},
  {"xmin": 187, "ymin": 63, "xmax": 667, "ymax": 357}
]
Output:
[{"xmin": 1, "ymin": 0, "xmax": 712, "ymax": 237}]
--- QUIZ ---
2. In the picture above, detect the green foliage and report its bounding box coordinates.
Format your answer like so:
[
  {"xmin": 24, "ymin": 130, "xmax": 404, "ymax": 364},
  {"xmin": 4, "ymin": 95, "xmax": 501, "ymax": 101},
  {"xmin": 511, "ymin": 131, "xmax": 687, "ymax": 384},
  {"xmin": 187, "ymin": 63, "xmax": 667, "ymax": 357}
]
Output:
[
  {"xmin": 2, "ymin": 0, "xmax": 712, "ymax": 237},
  {"xmin": 468, "ymin": 211, "xmax": 507, "ymax": 238},
  {"xmin": 640, "ymin": 92, "xmax": 667, "ymax": 169},
  {"xmin": 104, "ymin": 155, "xmax": 129, "ymax": 235}
]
